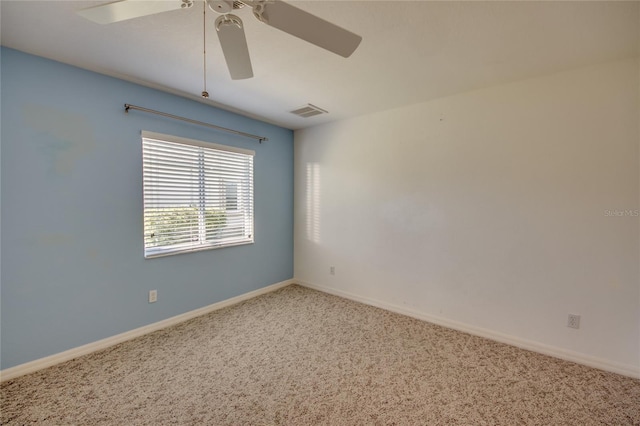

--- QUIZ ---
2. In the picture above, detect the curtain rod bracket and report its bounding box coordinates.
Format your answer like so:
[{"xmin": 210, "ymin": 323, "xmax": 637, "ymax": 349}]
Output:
[{"xmin": 123, "ymin": 103, "xmax": 268, "ymax": 143}]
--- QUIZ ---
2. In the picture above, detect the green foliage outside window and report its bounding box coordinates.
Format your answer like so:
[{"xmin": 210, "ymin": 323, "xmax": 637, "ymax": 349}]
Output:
[{"xmin": 144, "ymin": 207, "xmax": 227, "ymax": 248}]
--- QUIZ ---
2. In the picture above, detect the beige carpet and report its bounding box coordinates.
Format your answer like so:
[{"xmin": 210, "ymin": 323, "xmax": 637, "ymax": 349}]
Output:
[{"xmin": 1, "ymin": 284, "xmax": 639, "ymax": 425}]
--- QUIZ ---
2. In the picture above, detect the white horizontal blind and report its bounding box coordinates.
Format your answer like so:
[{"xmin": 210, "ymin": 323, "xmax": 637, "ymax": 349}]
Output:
[{"xmin": 142, "ymin": 132, "xmax": 254, "ymax": 258}]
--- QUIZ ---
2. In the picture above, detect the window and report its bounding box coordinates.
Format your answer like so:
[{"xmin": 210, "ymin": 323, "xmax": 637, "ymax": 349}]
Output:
[{"xmin": 142, "ymin": 131, "xmax": 254, "ymax": 258}]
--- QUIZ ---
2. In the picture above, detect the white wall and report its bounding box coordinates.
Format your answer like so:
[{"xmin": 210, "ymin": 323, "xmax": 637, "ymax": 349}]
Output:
[{"xmin": 294, "ymin": 58, "xmax": 640, "ymax": 375}]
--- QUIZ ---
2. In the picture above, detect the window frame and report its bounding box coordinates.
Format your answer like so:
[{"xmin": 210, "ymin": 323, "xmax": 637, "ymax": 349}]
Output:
[{"xmin": 141, "ymin": 131, "xmax": 255, "ymax": 259}]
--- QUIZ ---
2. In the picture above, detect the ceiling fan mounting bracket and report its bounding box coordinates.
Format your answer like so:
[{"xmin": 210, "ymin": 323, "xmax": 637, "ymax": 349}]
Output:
[{"xmin": 251, "ymin": 1, "xmax": 270, "ymax": 23}]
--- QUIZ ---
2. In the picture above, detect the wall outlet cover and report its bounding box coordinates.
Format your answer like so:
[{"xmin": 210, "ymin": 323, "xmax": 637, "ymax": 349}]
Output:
[{"xmin": 567, "ymin": 314, "xmax": 580, "ymax": 329}]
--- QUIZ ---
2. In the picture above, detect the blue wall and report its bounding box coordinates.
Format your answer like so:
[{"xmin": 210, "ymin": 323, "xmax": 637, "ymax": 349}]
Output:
[{"xmin": 0, "ymin": 48, "xmax": 294, "ymax": 370}]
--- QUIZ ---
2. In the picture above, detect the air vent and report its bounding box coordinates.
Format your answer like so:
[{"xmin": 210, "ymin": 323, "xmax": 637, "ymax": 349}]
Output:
[
  {"xmin": 232, "ymin": 1, "xmax": 245, "ymax": 9},
  {"xmin": 290, "ymin": 104, "xmax": 328, "ymax": 118}
]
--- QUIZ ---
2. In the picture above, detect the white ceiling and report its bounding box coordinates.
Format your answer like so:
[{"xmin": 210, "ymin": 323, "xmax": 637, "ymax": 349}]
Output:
[{"xmin": 1, "ymin": 1, "xmax": 638, "ymax": 130}]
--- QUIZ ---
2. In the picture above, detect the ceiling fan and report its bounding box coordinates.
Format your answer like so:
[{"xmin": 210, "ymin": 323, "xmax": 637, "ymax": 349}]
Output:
[{"xmin": 77, "ymin": 0, "xmax": 362, "ymax": 80}]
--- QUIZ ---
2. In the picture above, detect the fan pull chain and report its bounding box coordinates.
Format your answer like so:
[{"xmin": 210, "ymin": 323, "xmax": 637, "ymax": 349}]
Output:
[{"xmin": 202, "ymin": 1, "xmax": 209, "ymax": 98}]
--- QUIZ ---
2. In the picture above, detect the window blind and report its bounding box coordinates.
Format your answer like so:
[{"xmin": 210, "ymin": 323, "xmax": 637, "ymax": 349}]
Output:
[{"xmin": 142, "ymin": 132, "xmax": 254, "ymax": 258}]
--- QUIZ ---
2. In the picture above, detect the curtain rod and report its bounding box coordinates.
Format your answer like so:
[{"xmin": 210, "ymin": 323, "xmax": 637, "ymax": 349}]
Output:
[{"xmin": 124, "ymin": 104, "xmax": 268, "ymax": 143}]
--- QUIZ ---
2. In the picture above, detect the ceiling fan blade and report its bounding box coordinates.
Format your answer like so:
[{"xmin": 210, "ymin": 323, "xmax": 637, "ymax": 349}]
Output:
[
  {"xmin": 77, "ymin": 0, "xmax": 189, "ymax": 25},
  {"xmin": 253, "ymin": 0, "xmax": 362, "ymax": 58},
  {"xmin": 216, "ymin": 15, "xmax": 254, "ymax": 80}
]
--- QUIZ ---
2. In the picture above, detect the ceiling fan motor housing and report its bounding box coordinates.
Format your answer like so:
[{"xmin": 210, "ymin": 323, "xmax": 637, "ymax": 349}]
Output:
[{"xmin": 207, "ymin": 0, "xmax": 234, "ymax": 14}]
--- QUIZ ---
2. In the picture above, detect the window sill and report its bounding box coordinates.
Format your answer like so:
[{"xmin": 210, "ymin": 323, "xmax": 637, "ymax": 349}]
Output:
[{"xmin": 144, "ymin": 239, "xmax": 254, "ymax": 259}]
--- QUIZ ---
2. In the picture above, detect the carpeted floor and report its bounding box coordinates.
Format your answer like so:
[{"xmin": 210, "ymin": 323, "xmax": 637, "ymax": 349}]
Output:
[{"xmin": 1, "ymin": 284, "xmax": 639, "ymax": 425}]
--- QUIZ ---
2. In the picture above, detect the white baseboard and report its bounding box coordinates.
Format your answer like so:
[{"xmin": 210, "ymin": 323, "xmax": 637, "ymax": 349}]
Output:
[
  {"xmin": 0, "ymin": 279, "xmax": 295, "ymax": 382},
  {"xmin": 296, "ymin": 280, "xmax": 640, "ymax": 379}
]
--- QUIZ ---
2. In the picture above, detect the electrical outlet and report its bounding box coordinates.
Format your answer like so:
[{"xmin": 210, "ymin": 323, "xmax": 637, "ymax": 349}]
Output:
[
  {"xmin": 149, "ymin": 290, "xmax": 157, "ymax": 303},
  {"xmin": 330, "ymin": 266, "xmax": 335, "ymax": 275},
  {"xmin": 567, "ymin": 314, "xmax": 580, "ymax": 329}
]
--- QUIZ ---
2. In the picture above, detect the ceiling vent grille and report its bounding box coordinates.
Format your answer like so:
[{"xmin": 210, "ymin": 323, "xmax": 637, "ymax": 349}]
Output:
[{"xmin": 290, "ymin": 104, "xmax": 328, "ymax": 118}]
